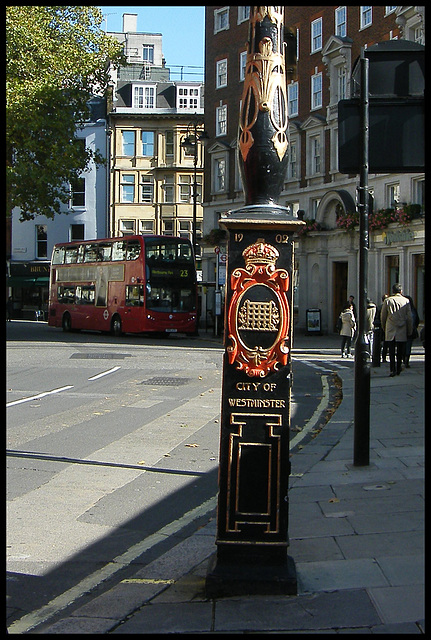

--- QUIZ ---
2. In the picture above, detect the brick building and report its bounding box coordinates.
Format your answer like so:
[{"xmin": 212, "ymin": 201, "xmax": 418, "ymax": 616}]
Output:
[{"xmin": 202, "ymin": 6, "xmax": 424, "ymax": 333}]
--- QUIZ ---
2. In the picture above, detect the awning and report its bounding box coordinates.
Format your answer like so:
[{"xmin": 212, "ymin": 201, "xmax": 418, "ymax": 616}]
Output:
[{"xmin": 6, "ymin": 277, "xmax": 50, "ymax": 287}]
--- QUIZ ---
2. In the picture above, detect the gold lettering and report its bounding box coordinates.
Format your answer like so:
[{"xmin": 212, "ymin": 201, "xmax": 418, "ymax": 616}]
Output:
[{"xmin": 227, "ymin": 398, "xmax": 285, "ymax": 408}]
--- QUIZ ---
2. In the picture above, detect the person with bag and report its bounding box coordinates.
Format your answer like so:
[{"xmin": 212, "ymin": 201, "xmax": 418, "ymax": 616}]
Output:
[{"xmin": 339, "ymin": 302, "xmax": 356, "ymax": 358}]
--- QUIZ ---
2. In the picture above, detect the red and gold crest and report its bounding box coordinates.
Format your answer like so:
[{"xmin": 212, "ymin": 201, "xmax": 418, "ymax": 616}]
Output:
[{"xmin": 227, "ymin": 239, "xmax": 290, "ymax": 377}]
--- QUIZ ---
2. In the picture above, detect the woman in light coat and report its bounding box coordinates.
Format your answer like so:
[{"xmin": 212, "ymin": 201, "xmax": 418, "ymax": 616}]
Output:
[{"xmin": 339, "ymin": 303, "xmax": 356, "ymax": 358}]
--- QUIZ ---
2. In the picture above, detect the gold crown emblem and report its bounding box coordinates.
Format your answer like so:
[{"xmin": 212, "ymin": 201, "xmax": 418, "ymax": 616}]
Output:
[{"xmin": 242, "ymin": 239, "xmax": 279, "ymax": 267}]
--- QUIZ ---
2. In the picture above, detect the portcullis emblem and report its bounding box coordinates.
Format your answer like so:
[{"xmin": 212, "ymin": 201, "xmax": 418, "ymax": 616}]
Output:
[{"xmin": 227, "ymin": 239, "xmax": 290, "ymax": 377}]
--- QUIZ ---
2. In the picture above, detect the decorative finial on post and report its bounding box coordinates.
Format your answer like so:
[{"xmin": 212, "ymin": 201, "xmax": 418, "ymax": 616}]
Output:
[{"xmin": 238, "ymin": 6, "xmax": 289, "ymax": 208}]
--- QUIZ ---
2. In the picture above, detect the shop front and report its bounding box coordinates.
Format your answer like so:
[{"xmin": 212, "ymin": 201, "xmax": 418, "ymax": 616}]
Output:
[
  {"xmin": 295, "ymin": 217, "xmax": 425, "ymax": 334},
  {"xmin": 7, "ymin": 262, "xmax": 50, "ymax": 320}
]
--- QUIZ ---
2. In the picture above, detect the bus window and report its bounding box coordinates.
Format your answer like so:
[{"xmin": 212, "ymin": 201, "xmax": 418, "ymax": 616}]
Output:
[
  {"xmin": 178, "ymin": 243, "xmax": 193, "ymax": 261},
  {"xmin": 76, "ymin": 285, "xmax": 95, "ymax": 305},
  {"xmin": 58, "ymin": 285, "xmax": 75, "ymax": 303},
  {"xmin": 126, "ymin": 284, "xmax": 144, "ymax": 306},
  {"xmin": 126, "ymin": 239, "xmax": 141, "ymax": 260},
  {"xmin": 84, "ymin": 244, "xmax": 106, "ymax": 263},
  {"xmin": 99, "ymin": 243, "xmax": 112, "ymax": 261},
  {"xmin": 52, "ymin": 247, "xmax": 65, "ymax": 264},
  {"xmin": 112, "ymin": 241, "xmax": 127, "ymax": 261},
  {"xmin": 65, "ymin": 247, "xmax": 79, "ymax": 264}
]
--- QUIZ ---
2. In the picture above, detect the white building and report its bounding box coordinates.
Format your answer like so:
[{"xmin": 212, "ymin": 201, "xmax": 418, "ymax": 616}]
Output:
[{"xmin": 8, "ymin": 100, "xmax": 108, "ymax": 319}]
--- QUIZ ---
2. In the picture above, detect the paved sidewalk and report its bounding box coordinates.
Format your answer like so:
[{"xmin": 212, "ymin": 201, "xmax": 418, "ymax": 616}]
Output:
[{"xmin": 30, "ymin": 338, "xmax": 425, "ymax": 634}]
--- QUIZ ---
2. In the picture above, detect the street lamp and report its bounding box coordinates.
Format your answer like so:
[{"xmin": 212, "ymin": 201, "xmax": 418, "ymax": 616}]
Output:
[{"xmin": 180, "ymin": 119, "xmax": 208, "ymax": 259}]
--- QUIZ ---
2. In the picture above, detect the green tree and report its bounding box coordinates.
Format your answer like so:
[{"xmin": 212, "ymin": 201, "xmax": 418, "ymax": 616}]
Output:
[{"xmin": 6, "ymin": 6, "xmax": 124, "ymax": 220}]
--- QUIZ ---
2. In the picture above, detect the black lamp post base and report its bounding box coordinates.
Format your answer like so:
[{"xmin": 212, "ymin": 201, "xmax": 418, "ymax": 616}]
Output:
[{"xmin": 205, "ymin": 547, "xmax": 297, "ymax": 598}]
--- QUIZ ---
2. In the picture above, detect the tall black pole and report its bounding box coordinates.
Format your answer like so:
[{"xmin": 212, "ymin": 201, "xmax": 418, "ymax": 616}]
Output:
[
  {"xmin": 206, "ymin": 7, "xmax": 303, "ymax": 597},
  {"xmin": 353, "ymin": 51, "xmax": 370, "ymax": 466}
]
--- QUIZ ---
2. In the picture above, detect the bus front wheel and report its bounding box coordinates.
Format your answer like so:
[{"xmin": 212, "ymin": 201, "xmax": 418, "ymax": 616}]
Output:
[
  {"xmin": 111, "ymin": 314, "xmax": 122, "ymax": 337},
  {"xmin": 62, "ymin": 312, "xmax": 72, "ymax": 332}
]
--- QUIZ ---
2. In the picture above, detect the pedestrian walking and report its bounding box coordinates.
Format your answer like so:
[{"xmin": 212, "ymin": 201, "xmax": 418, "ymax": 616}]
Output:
[
  {"xmin": 348, "ymin": 295, "xmax": 358, "ymax": 344},
  {"xmin": 339, "ymin": 303, "xmax": 356, "ymax": 358},
  {"xmin": 381, "ymin": 283, "xmax": 413, "ymax": 377},
  {"xmin": 404, "ymin": 295, "xmax": 420, "ymax": 368},
  {"xmin": 365, "ymin": 298, "xmax": 376, "ymax": 354}
]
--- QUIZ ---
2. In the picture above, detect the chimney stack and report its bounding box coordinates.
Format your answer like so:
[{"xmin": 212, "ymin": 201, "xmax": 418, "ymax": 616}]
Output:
[{"xmin": 122, "ymin": 13, "xmax": 137, "ymax": 33}]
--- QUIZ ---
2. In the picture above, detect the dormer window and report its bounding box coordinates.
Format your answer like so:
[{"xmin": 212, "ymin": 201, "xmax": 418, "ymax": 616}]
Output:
[
  {"xmin": 133, "ymin": 84, "xmax": 156, "ymax": 109},
  {"xmin": 177, "ymin": 85, "xmax": 200, "ymax": 110}
]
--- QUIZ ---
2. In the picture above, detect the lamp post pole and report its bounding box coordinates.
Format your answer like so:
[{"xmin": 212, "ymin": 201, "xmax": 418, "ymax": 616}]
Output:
[
  {"xmin": 181, "ymin": 118, "xmax": 207, "ymax": 262},
  {"xmin": 353, "ymin": 51, "xmax": 370, "ymax": 466},
  {"xmin": 191, "ymin": 121, "xmax": 198, "ymax": 259}
]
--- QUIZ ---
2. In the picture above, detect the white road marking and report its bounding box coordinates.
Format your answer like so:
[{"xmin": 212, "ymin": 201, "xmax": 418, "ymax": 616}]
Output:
[
  {"xmin": 6, "ymin": 386, "xmax": 74, "ymax": 408},
  {"xmin": 7, "ymin": 496, "xmax": 217, "ymax": 634},
  {"xmin": 88, "ymin": 366, "xmax": 121, "ymax": 381}
]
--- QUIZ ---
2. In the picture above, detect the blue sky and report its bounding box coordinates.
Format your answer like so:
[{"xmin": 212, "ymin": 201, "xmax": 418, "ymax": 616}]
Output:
[{"xmin": 98, "ymin": 6, "xmax": 205, "ymax": 81}]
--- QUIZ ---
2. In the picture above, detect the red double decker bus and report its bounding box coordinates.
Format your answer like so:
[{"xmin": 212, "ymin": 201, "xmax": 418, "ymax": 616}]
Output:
[{"xmin": 48, "ymin": 235, "xmax": 198, "ymax": 336}]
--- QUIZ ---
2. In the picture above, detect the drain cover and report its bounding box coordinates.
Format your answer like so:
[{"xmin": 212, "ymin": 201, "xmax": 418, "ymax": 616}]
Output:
[{"xmin": 141, "ymin": 376, "xmax": 191, "ymax": 386}]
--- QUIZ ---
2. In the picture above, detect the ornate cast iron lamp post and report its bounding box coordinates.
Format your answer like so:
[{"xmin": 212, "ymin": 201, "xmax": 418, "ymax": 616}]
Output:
[
  {"xmin": 206, "ymin": 6, "xmax": 304, "ymax": 597},
  {"xmin": 180, "ymin": 119, "xmax": 208, "ymax": 259}
]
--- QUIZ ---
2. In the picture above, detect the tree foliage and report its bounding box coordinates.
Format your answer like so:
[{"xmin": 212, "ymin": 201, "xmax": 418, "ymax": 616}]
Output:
[{"xmin": 6, "ymin": 6, "xmax": 124, "ymax": 220}]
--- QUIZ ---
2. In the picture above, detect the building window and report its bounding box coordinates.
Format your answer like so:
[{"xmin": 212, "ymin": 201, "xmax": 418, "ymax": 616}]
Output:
[
  {"xmin": 179, "ymin": 220, "xmax": 191, "ymax": 240},
  {"xmin": 70, "ymin": 224, "xmax": 84, "ymax": 241},
  {"xmin": 288, "ymin": 142, "xmax": 297, "ymax": 179},
  {"xmin": 386, "ymin": 183, "xmax": 400, "ymax": 208},
  {"xmin": 143, "ymin": 45, "xmax": 154, "ymax": 63},
  {"xmin": 36, "ymin": 225, "xmax": 48, "ymax": 259},
  {"xmin": 216, "ymin": 59, "xmax": 228, "ymax": 89},
  {"xmin": 133, "ymin": 86, "xmax": 144, "ymax": 108},
  {"xmin": 413, "ymin": 178, "xmax": 425, "ymax": 209},
  {"xmin": 288, "ymin": 82, "xmax": 298, "ymax": 117},
  {"xmin": 141, "ymin": 130, "xmax": 154, "ymax": 156},
  {"xmin": 140, "ymin": 175, "xmax": 153, "ymax": 202},
  {"xmin": 194, "ymin": 175, "xmax": 202, "ymax": 202},
  {"xmin": 214, "ymin": 157, "xmax": 226, "ymax": 192},
  {"xmin": 214, "ymin": 7, "xmax": 229, "ymax": 33},
  {"xmin": 179, "ymin": 175, "xmax": 191, "ymax": 202},
  {"xmin": 310, "ymin": 198, "xmax": 320, "ymax": 220},
  {"xmin": 240, "ymin": 51, "xmax": 247, "ymax": 81},
  {"xmin": 216, "ymin": 104, "xmax": 227, "ymax": 136},
  {"xmin": 163, "ymin": 175, "xmax": 174, "ymax": 203},
  {"xmin": 337, "ymin": 65, "xmax": 347, "ymax": 101},
  {"xmin": 133, "ymin": 85, "xmax": 156, "ymax": 109},
  {"xmin": 121, "ymin": 174, "xmax": 135, "ymax": 203},
  {"xmin": 122, "ymin": 130, "xmax": 135, "ymax": 156},
  {"xmin": 119, "ymin": 220, "xmax": 135, "ymax": 236},
  {"xmin": 177, "ymin": 86, "xmax": 200, "ymax": 109},
  {"xmin": 139, "ymin": 220, "xmax": 154, "ymax": 235},
  {"xmin": 311, "ymin": 136, "xmax": 321, "ymax": 174},
  {"xmin": 145, "ymin": 86, "xmax": 155, "ymax": 109},
  {"xmin": 311, "ymin": 18, "xmax": 322, "ymax": 53},
  {"xmin": 311, "ymin": 72, "xmax": 322, "ymax": 109},
  {"xmin": 163, "ymin": 220, "xmax": 174, "ymax": 236},
  {"xmin": 70, "ymin": 177, "xmax": 85, "ymax": 207},
  {"xmin": 165, "ymin": 130, "xmax": 174, "ymax": 157},
  {"xmin": 237, "ymin": 6, "xmax": 250, "ymax": 23},
  {"xmin": 360, "ymin": 6, "xmax": 372, "ymax": 29},
  {"xmin": 335, "ymin": 7, "xmax": 347, "ymax": 37}
]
